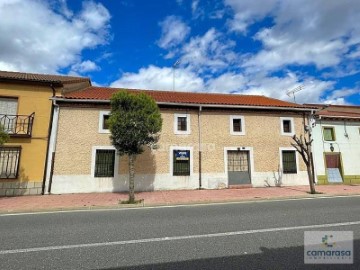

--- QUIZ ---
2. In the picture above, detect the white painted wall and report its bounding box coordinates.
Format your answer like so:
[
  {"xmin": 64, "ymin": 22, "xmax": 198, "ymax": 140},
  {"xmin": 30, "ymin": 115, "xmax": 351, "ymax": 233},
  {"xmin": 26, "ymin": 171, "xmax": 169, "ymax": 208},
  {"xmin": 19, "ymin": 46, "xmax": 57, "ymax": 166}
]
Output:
[
  {"xmin": 51, "ymin": 169, "xmax": 309, "ymax": 194},
  {"xmin": 312, "ymin": 119, "xmax": 360, "ymax": 176}
]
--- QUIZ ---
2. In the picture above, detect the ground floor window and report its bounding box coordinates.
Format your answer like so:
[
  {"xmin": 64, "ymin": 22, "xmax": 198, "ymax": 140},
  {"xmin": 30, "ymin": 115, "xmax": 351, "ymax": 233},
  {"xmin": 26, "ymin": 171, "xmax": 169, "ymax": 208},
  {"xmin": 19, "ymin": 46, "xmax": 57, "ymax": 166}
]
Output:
[
  {"xmin": 94, "ymin": 149, "xmax": 115, "ymax": 177},
  {"xmin": 0, "ymin": 146, "xmax": 21, "ymax": 179},
  {"xmin": 282, "ymin": 150, "xmax": 297, "ymax": 174},
  {"xmin": 173, "ymin": 150, "xmax": 190, "ymax": 176}
]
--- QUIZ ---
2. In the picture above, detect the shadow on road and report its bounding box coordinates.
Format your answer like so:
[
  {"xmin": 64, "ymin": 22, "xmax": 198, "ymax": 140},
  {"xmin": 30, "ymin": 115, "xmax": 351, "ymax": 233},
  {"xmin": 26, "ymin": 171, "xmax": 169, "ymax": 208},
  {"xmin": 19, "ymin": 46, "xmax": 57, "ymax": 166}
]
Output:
[{"xmin": 101, "ymin": 239, "xmax": 359, "ymax": 270}]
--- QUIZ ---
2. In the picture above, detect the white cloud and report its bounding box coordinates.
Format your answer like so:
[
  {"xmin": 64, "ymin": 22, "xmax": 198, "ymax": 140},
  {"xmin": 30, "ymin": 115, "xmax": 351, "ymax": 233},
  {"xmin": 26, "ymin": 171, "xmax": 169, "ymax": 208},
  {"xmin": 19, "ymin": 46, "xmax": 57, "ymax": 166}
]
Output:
[
  {"xmin": 180, "ymin": 28, "xmax": 238, "ymax": 73},
  {"xmin": 226, "ymin": 0, "xmax": 360, "ymax": 72},
  {"xmin": 225, "ymin": 0, "xmax": 278, "ymax": 33},
  {"xmin": 71, "ymin": 60, "xmax": 100, "ymax": 73},
  {"xmin": 109, "ymin": 64, "xmax": 344, "ymax": 105},
  {"xmin": 0, "ymin": 0, "xmax": 110, "ymax": 74},
  {"xmin": 205, "ymin": 73, "xmax": 247, "ymax": 93},
  {"xmin": 110, "ymin": 65, "xmax": 204, "ymax": 92},
  {"xmin": 157, "ymin": 16, "xmax": 190, "ymax": 50}
]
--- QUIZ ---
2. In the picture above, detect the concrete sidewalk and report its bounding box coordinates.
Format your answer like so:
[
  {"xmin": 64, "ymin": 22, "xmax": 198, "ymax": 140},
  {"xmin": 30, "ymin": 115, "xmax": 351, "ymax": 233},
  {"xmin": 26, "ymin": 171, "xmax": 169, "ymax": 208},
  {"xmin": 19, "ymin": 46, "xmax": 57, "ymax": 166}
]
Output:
[{"xmin": 0, "ymin": 185, "xmax": 359, "ymax": 213}]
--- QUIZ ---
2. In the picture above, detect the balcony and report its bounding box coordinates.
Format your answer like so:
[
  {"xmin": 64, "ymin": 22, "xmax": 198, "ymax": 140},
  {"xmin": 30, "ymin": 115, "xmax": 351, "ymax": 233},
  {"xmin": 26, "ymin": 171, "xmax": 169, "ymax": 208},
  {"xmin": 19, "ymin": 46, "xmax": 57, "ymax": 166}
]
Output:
[{"xmin": 0, "ymin": 113, "xmax": 35, "ymax": 137}]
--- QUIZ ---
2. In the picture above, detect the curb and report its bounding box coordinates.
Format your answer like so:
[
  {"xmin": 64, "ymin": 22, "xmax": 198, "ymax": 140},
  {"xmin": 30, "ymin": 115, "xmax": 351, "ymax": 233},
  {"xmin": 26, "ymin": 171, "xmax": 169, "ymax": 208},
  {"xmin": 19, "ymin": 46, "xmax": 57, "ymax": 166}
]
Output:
[{"xmin": 1, "ymin": 193, "xmax": 360, "ymax": 215}]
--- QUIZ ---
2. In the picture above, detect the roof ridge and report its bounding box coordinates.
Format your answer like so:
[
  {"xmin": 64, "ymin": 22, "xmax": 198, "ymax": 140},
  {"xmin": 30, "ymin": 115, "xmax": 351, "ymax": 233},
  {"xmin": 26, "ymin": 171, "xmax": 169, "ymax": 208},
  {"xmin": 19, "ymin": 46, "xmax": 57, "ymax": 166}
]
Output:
[
  {"xmin": 89, "ymin": 86, "xmax": 290, "ymax": 100},
  {"xmin": 0, "ymin": 70, "xmax": 88, "ymax": 80}
]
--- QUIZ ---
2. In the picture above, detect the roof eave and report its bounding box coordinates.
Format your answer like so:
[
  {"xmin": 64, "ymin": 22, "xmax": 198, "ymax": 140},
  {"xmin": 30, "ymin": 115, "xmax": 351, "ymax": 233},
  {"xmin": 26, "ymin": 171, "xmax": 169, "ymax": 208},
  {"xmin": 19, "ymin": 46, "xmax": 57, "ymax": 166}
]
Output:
[
  {"xmin": 0, "ymin": 77, "xmax": 63, "ymax": 87},
  {"xmin": 53, "ymin": 97, "xmax": 313, "ymax": 112}
]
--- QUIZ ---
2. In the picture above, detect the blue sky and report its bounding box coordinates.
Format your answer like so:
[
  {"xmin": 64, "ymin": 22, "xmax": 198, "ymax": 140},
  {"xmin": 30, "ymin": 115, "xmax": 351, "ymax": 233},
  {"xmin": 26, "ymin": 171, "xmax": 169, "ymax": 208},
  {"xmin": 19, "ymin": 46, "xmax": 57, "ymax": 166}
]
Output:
[{"xmin": 0, "ymin": 0, "xmax": 359, "ymax": 105}]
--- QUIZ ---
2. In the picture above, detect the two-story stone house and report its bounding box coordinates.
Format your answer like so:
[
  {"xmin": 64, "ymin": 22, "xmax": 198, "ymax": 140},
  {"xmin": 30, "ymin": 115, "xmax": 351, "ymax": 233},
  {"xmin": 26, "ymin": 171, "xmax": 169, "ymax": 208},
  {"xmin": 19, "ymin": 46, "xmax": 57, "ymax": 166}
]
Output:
[{"xmin": 46, "ymin": 86, "xmax": 313, "ymax": 194}]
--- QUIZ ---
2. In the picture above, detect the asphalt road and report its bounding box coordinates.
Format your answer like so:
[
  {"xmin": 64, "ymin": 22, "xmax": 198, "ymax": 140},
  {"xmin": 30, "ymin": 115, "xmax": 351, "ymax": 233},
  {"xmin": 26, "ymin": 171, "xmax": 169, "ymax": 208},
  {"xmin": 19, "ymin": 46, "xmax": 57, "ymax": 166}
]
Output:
[{"xmin": 0, "ymin": 196, "xmax": 359, "ymax": 269}]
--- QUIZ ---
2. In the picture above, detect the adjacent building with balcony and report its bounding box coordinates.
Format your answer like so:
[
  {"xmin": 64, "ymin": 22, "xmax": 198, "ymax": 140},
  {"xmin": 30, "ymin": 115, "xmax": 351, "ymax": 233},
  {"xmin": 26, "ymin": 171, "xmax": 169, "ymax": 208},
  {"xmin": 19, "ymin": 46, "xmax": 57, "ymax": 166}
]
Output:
[{"xmin": 0, "ymin": 71, "xmax": 90, "ymax": 196}]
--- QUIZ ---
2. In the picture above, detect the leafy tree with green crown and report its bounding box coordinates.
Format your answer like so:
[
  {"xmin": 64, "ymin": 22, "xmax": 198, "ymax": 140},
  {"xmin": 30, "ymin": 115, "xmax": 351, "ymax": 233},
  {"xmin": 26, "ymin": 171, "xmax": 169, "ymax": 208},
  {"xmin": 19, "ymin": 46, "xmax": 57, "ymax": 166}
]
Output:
[{"xmin": 108, "ymin": 91, "xmax": 162, "ymax": 203}]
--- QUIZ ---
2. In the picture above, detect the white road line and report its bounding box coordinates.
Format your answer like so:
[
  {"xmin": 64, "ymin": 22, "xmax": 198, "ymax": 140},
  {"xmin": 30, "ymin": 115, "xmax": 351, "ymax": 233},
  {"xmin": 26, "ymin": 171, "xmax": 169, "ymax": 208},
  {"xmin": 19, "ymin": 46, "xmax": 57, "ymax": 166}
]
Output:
[
  {"xmin": 1, "ymin": 220, "xmax": 359, "ymax": 255},
  {"xmin": 1, "ymin": 194, "xmax": 360, "ymax": 217}
]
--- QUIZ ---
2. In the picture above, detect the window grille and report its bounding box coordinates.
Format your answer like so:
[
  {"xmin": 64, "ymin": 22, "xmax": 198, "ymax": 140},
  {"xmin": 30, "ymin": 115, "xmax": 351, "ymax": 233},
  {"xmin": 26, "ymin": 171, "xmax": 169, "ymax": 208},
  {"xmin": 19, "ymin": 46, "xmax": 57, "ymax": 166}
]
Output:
[
  {"xmin": 0, "ymin": 147, "xmax": 21, "ymax": 179},
  {"xmin": 227, "ymin": 151, "xmax": 248, "ymax": 172},
  {"xmin": 94, "ymin": 149, "xmax": 115, "ymax": 177},
  {"xmin": 173, "ymin": 150, "xmax": 190, "ymax": 176},
  {"xmin": 282, "ymin": 150, "xmax": 297, "ymax": 174}
]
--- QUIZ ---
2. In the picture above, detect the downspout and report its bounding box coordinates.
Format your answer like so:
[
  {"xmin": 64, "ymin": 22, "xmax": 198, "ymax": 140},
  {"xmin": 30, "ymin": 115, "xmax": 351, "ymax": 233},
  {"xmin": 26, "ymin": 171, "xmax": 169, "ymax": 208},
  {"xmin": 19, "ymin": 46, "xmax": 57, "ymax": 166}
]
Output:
[
  {"xmin": 41, "ymin": 84, "xmax": 56, "ymax": 195},
  {"xmin": 198, "ymin": 106, "xmax": 202, "ymax": 189},
  {"xmin": 46, "ymin": 100, "xmax": 60, "ymax": 194}
]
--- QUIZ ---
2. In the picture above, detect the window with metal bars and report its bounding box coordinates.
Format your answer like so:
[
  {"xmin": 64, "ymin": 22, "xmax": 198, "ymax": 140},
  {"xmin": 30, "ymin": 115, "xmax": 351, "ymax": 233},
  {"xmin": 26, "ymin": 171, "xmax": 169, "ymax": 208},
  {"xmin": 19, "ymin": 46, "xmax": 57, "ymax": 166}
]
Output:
[
  {"xmin": 94, "ymin": 149, "xmax": 115, "ymax": 177},
  {"xmin": 0, "ymin": 147, "xmax": 21, "ymax": 179},
  {"xmin": 177, "ymin": 117, "xmax": 187, "ymax": 131},
  {"xmin": 282, "ymin": 150, "xmax": 297, "ymax": 174},
  {"xmin": 173, "ymin": 150, "xmax": 190, "ymax": 176}
]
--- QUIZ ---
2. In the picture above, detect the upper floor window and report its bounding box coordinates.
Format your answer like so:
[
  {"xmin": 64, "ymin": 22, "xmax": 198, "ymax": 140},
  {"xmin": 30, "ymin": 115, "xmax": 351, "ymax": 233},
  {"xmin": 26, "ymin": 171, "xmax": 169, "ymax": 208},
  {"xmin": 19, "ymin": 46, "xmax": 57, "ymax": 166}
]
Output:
[
  {"xmin": 0, "ymin": 97, "xmax": 18, "ymax": 133},
  {"xmin": 98, "ymin": 111, "xmax": 110, "ymax": 134},
  {"xmin": 323, "ymin": 127, "xmax": 335, "ymax": 141},
  {"xmin": 280, "ymin": 117, "xmax": 295, "ymax": 136},
  {"xmin": 174, "ymin": 113, "xmax": 190, "ymax": 135},
  {"xmin": 0, "ymin": 97, "xmax": 18, "ymax": 115},
  {"xmin": 230, "ymin": 115, "xmax": 245, "ymax": 135}
]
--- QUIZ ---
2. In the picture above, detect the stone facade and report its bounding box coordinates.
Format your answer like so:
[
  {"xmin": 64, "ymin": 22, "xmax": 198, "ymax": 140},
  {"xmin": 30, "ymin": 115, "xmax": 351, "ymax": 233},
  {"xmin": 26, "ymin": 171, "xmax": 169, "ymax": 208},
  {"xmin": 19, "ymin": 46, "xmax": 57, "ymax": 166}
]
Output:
[
  {"xmin": 0, "ymin": 181, "xmax": 43, "ymax": 196},
  {"xmin": 48, "ymin": 105, "xmax": 309, "ymax": 194}
]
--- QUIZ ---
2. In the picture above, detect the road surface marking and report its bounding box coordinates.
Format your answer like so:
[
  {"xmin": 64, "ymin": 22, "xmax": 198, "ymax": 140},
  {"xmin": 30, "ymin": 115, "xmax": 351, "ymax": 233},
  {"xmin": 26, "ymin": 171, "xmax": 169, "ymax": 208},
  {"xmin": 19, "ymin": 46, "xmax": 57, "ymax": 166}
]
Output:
[
  {"xmin": 0, "ymin": 220, "xmax": 359, "ymax": 255},
  {"xmin": 1, "ymin": 194, "xmax": 360, "ymax": 217}
]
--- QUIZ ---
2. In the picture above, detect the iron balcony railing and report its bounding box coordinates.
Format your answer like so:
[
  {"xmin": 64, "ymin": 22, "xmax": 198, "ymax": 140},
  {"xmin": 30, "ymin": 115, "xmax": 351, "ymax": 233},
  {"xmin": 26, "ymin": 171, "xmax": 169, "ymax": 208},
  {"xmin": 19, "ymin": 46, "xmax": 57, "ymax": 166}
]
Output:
[{"xmin": 0, "ymin": 112, "xmax": 35, "ymax": 137}]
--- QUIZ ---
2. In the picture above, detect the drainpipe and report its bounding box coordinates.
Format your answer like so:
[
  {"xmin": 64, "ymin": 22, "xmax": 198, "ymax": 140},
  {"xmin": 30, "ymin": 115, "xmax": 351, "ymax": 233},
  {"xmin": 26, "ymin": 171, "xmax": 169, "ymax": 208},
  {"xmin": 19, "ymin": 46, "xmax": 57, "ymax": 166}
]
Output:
[
  {"xmin": 198, "ymin": 106, "xmax": 202, "ymax": 189},
  {"xmin": 46, "ymin": 100, "xmax": 60, "ymax": 194},
  {"xmin": 41, "ymin": 84, "xmax": 56, "ymax": 195}
]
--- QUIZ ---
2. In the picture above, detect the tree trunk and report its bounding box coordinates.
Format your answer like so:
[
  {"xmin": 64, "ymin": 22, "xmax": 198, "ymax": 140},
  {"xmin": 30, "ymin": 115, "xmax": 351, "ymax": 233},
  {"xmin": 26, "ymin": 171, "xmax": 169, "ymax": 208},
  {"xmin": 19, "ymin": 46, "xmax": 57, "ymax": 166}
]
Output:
[
  {"xmin": 128, "ymin": 154, "xmax": 136, "ymax": 203},
  {"xmin": 308, "ymin": 154, "xmax": 316, "ymax": 194}
]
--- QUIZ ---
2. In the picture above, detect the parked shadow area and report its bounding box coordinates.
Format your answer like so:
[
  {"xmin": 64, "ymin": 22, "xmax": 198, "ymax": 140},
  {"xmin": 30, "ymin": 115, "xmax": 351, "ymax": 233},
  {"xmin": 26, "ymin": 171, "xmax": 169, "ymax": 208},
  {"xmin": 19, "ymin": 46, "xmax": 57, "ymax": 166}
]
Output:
[{"xmin": 101, "ymin": 239, "xmax": 359, "ymax": 270}]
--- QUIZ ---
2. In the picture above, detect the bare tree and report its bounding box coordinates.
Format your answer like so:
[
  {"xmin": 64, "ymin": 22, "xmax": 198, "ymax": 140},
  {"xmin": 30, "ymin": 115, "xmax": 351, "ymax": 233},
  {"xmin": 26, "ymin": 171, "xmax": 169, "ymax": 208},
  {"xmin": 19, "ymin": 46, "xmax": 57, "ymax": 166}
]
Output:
[{"xmin": 291, "ymin": 134, "xmax": 316, "ymax": 194}]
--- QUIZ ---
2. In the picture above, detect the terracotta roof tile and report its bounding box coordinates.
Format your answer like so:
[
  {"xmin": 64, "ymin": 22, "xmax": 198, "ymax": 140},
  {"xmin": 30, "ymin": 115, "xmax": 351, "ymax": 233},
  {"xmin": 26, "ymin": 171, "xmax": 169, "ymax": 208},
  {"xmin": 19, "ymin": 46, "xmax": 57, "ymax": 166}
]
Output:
[
  {"xmin": 0, "ymin": 70, "xmax": 90, "ymax": 84},
  {"xmin": 63, "ymin": 86, "xmax": 310, "ymax": 109},
  {"xmin": 306, "ymin": 104, "xmax": 360, "ymax": 119}
]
